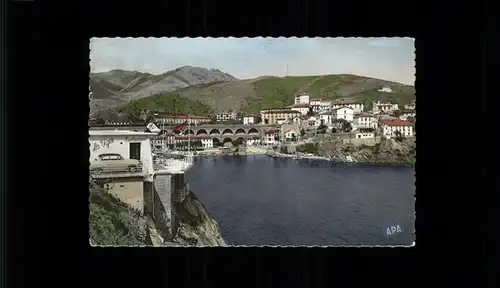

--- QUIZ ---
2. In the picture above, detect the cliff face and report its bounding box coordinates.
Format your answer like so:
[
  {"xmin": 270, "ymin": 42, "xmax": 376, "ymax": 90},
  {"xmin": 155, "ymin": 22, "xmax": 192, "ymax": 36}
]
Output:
[
  {"xmin": 89, "ymin": 185, "xmax": 226, "ymax": 246},
  {"xmin": 316, "ymin": 138, "xmax": 415, "ymax": 165},
  {"xmin": 172, "ymin": 191, "xmax": 226, "ymax": 246}
]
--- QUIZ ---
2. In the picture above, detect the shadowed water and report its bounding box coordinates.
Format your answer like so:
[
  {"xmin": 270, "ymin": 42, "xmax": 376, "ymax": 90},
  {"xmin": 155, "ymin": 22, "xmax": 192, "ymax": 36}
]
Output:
[{"xmin": 186, "ymin": 155, "xmax": 415, "ymax": 246}]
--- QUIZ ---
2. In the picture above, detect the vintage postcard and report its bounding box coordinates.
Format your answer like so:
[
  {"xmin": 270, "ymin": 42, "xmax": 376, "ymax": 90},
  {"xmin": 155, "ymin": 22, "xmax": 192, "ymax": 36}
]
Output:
[{"xmin": 89, "ymin": 37, "xmax": 415, "ymax": 247}]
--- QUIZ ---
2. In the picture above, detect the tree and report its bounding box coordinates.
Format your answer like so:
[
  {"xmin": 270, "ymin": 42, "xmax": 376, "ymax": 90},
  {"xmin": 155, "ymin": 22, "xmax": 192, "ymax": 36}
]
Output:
[
  {"xmin": 291, "ymin": 134, "xmax": 297, "ymax": 142},
  {"xmin": 341, "ymin": 121, "xmax": 352, "ymax": 132},
  {"xmin": 300, "ymin": 128, "xmax": 305, "ymax": 137},
  {"xmin": 363, "ymin": 100, "xmax": 373, "ymax": 112}
]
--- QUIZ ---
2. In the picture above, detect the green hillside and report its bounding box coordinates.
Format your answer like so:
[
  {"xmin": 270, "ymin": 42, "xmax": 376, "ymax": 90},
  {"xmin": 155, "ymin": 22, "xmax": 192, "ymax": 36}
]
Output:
[
  {"xmin": 119, "ymin": 93, "xmax": 214, "ymax": 117},
  {"xmin": 116, "ymin": 74, "xmax": 415, "ymax": 115}
]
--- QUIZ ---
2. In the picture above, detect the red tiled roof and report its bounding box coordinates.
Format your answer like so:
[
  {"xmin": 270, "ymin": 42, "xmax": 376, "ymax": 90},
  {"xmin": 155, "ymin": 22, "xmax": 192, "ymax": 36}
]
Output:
[
  {"xmin": 160, "ymin": 115, "xmax": 211, "ymax": 120},
  {"xmin": 334, "ymin": 100, "xmax": 361, "ymax": 105},
  {"xmin": 293, "ymin": 104, "xmax": 310, "ymax": 108},
  {"xmin": 262, "ymin": 108, "xmax": 292, "ymax": 112},
  {"xmin": 333, "ymin": 106, "xmax": 353, "ymax": 111},
  {"xmin": 264, "ymin": 130, "xmax": 276, "ymax": 135},
  {"xmin": 354, "ymin": 113, "xmax": 374, "ymax": 118},
  {"xmin": 401, "ymin": 109, "xmax": 416, "ymax": 114},
  {"xmin": 379, "ymin": 119, "xmax": 412, "ymax": 126},
  {"xmin": 263, "ymin": 110, "xmax": 301, "ymax": 114},
  {"xmin": 175, "ymin": 136, "xmax": 212, "ymax": 140},
  {"xmin": 246, "ymin": 114, "xmax": 262, "ymax": 118}
]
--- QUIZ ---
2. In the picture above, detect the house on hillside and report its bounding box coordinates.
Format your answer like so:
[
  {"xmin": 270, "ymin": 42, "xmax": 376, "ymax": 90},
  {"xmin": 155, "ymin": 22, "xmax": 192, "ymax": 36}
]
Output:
[
  {"xmin": 291, "ymin": 103, "xmax": 310, "ymax": 115},
  {"xmin": 284, "ymin": 129, "xmax": 299, "ymax": 141},
  {"xmin": 378, "ymin": 119, "xmax": 414, "ymax": 139},
  {"xmin": 319, "ymin": 110, "xmax": 333, "ymax": 127},
  {"xmin": 355, "ymin": 127, "xmax": 376, "ymax": 139},
  {"xmin": 243, "ymin": 114, "xmax": 262, "ymax": 125},
  {"xmin": 295, "ymin": 93, "xmax": 310, "ymax": 104},
  {"xmin": 332, "ymin": 106, "xmax": 354, "ymax": 122},
  {"xmin": 353, "ymin": 113, "xmax": 377, "ymax": 130},
  {"xmin": 332, "ymin": 99, "xmax": 364, "ymax": 113},
  {"xmin": 301, "ymin": 116, "xmax": 319, "ymax": 128},
  {"xmin": 264, "ymin": 130, "xmax": 278, "ymax": 145},
  {"xmin": 310, "ymin": 99, "xmax": 331, "ymax": 113},
  {"xmin": 291, "ymin": 116, "xmax": 301, "ymax": 125},
  {"xmin": 372, "ymin": 101, "xmax": 399, "ymax": 114},
  {"xmin": 404, "ymin": 102, "xmax": 416, "ymax": 110},
  {"xmin": 216, "ymin": 111, "xmax": 237, "ymax": 122},
  {"xmin": 399, "ymin": 110, "xmax": 416, "ymax": 121},
  {"xmin": 377, "ymin": 87, "xmax": 393, "ymax": 93},
  {"xmin": 262, "ymin": 110, "xmax": 301, "ymax": 125}
]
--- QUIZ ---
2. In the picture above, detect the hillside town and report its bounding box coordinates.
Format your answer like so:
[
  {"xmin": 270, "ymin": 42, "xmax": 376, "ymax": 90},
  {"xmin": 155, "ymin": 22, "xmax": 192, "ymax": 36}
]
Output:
[{"xmin": 90, "ymin": 87, "xmax": 415, "ymax": 152}]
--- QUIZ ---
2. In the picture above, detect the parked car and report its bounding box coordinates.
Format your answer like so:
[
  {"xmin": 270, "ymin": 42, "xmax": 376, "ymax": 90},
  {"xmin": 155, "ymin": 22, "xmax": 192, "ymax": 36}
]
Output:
[{"xmin": 90, "ymin": 153, "xmax": 142, "ymax": 174}]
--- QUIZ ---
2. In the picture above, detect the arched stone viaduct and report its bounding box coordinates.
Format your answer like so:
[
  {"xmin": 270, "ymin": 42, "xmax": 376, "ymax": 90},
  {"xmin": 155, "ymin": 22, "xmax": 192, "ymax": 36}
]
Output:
[{"xmin": 162, "ymin": 124, "xmax": 275, "ymax": 144}]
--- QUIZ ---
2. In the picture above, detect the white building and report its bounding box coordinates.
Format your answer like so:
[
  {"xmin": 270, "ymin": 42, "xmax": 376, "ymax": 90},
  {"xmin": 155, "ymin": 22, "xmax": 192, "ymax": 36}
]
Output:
[
  {"xmin": 318, "ymin": 110, "xmax": 333, "ymax": 127},
  {"xmin": 355, "ymin": 128, "xmax": 376, "ymax": 139},
  {"xmin": 377, "ymin": 87, "xmax": 393, "ymax": 93},
  {"xmin": 301, "ymin": 116, "xmax": 319, "ymax": 128},
  {"xmin": 332, "ymin": 106, "xmax": 354, "ymax": 122},
  {"xmin": 332, "ymin": 99, "xmax": 364, "ymax": 114},
  {"xmin": 379, "ymin": 119, "xmax": 414, "ymax": 139},
  {"xmin": 277, "ymin": 119, "xmax": 288, "ymax": 125},
  {"xmin": 310, "ymin": 99, "xmax": 332, "ymax": 112},
  {"xmin": 399, "ymin": 110, "xmax": 416, "ymax": 120},
  {"xmin": 216, "ymin": 111, "xmax": 237, "ymax": 122},
  {"xmin": 246, "ymin": 137, "xmax": 261, "ymax": 146},
  {"xmin": 353, "ymin": 113, "xmax": 378, "ymax": 130},
  {"xmin": 404, "ymin": 103, "xmax": 416, "ymax": 110},
  {"xmin": 89, "ymin": 130, "xmax": 157, "ymax": 181},
  {"xmin": 154, "ymin": 135, "xmax": 214, "ymax": 149},
  {"xmin": 243, "ymin": 114, "xmax": 262, "ymax": 125},
  {"xmin": 294, "ymin": 93, "xmax": 310, "ymax": 105},
  {"xmin": 155, "ymin": 115, "xmax": 211, "ymax": 125},
  {"xmin": 291, "ymin": 103, "xmax": 310, "ymax": 115},
  {"xmin": 291, "ymin": 116, "xmax": 301, "ymax": 125},
  {"xmin": 372, "ymin": 101, "xmax": 399, "ymax": 114},
  {"xmin": 260, "ymin": 107, "xmax": 292, "ymax": 114},
  {"xmin": 264, "ymin": 130, "xmax": 278, "ymax": 145},
  {"xmin": 284, "ymin": 129, "xmax": 299, "ymax": 141},
  {"xmin": 310, "ymin": 99, "xmax": 321, "ymax": 106}
]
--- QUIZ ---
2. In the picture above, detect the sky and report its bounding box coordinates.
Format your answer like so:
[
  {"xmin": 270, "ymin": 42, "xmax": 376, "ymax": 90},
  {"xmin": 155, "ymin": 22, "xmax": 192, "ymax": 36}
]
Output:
[{"xmin": 90, "ymin": 37, "xmax": 415, "ymax": 85}]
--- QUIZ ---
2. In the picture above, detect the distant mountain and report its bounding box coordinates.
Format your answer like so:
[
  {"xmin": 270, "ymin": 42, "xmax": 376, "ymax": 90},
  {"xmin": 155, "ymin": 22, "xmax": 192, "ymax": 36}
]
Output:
[{"xmin": 89, "ymin": 66, "xmax": 238, "ymax": 112}]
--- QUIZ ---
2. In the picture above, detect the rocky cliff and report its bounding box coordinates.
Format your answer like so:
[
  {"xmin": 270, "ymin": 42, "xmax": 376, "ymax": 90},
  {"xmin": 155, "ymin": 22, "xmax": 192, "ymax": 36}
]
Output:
[
  {"xmin": 315, "ymin": 138, "xmax": 415, "ymax": 165},
  {"xmin": 89, "ymin": 184, "xmax": 226, "ymax": 246}
]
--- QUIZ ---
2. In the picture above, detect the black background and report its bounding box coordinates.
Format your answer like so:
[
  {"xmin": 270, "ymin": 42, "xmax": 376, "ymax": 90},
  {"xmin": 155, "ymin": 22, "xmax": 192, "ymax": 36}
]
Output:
[{"xmin": 5, "ymin": 0, "xmax": 494, "ymax": 286}]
